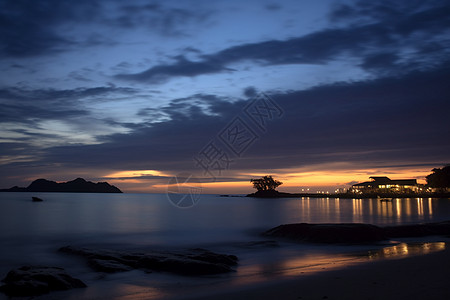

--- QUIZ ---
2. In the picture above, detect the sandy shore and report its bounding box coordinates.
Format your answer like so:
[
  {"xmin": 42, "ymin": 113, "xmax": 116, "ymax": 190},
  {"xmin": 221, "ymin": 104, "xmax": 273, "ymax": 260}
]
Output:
[{"xmin": 183, "ymin": 247, "xmax": 450, "ymax": 300}]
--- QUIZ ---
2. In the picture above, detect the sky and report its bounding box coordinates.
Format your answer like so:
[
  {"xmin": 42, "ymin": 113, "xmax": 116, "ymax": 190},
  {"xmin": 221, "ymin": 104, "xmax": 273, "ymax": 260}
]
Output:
[{"xmin": 1, "ymin": 0, "xmax": 449, "ymax": 193}]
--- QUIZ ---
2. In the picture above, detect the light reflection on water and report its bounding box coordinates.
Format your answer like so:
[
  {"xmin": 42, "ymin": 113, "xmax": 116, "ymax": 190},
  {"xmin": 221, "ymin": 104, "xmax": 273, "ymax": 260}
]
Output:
[
  {"xmin": 297, "ymin": 197, "xmax": 442, "ymax": 225},
  {"xmin": 230, "ymin": 241, "xmax": 447, "ymax": 287},
  {"xmin": 367, "ymin": 242, "xmax": 446, "ymax": 259}
]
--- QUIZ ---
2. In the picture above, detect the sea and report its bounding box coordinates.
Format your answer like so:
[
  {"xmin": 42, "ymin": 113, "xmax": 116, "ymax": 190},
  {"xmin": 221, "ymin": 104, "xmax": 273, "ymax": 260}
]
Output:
[{"xmin": 1, "ymin": 193, "xmax": 449, "ymax": 299}]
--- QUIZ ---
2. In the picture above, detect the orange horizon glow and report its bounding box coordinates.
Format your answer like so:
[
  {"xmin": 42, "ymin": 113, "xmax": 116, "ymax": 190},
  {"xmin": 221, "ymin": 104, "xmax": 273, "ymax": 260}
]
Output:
[
  {"xmin": 104, "ymin": 170, "xmax": 171, "ymax": 178},
  {"xmin": 106, "ymin": 166, "xmax": 432, "ymax": 193}
]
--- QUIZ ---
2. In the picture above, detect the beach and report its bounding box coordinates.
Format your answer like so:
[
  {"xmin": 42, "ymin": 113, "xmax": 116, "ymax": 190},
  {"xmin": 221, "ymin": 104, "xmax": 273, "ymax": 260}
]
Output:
[{"xmin": 184, "ymin": 247, "xmax": 450, "ymax": 300}]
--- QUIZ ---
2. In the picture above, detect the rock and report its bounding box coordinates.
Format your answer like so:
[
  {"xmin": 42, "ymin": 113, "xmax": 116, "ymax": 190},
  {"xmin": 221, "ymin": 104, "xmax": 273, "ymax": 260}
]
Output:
[
  {"xmin": 88, "ymin": 259, "xmax": 133, "ymax": 273},
  {"xmin": 263, "ymin": 221, "xmax": 450, "ymax": 244},
  {"xmin": 186, "ymin": 248, "xmax": 238, "ymax": 266},
  {"xmin": 237, "ymin": 240, "xmax": 280, "ymax": 249},
  {"xmin": 384, "ymin": 221, "xmax": 450, "ymax": 238},
  {"xmin": 32, "ymin": 196, "xmax": 43, "ymax": 202},
  {"xmin": 0, "ymin": 266, "xmax": 86, "ymax": 297},
  {"xmin": 59, "ymin": 246, "xmax": 238, "ymax": 276},
  {"xmin": 264, "ymin": 223, "xmax": 387, "ymax": 243}
]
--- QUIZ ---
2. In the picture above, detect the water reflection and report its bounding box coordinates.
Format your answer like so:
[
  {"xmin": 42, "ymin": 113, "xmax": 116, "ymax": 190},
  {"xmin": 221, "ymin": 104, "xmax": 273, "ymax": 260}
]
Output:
[
  {"xmin": 64, "ymin": 280, "xmax": 167, "ymax": 300},
  {"xmin": 367, "ymin": 242, "xmax": 446, "ymax": 259},
  {"xmin": 233, "ymin": 252, "xmax": 359, "ymax": 286},
  {"xmin": 352, "ymin": 199, "xmax": 363, "ymax": 223},
  {"xmin": 233, "ymin": 242, "xmax": 446, "ymax": 287},
  {"xmin": 298, "ymin": 197, "xmax": 437, "ymax": 224}
]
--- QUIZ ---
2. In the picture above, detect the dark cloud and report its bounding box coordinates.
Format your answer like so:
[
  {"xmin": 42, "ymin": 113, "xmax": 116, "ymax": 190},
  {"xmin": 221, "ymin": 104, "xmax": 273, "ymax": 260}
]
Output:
[
  {"xmin": 360, "ymin": 52, "xmax": 399, "ymax": 73},
  {"xmin": 113, "ymin": 3, "xmax": 212, "ymax": 37},
  {"xmin": 184, "ymin": 47, "xmax": 202, "ymax": 54},
  {"xmin": 243, "ymin": 87, "xmax": 257, "ymax": 98},
  {"xmin": 0, "ymin": 0, "xmax": 99, "ymax": 57},
  {"xmin": 330, "ymin": 0, "xmax": 447, "ymax": 25},
  {"xmin": 0, "ymin": 102, "xmax": 87, "ymax": 125},
  {"xmin": 0, "ymin": 142, "xmax": 41, "ymax": 157},
  {"xmin": 116, "ymin": 56, "xmax": 232, "ymax": 83},
  {"xmin": 243, "ymin": 66, "xmax": 450, "ymax": 170},
  {"xmin": 0, "ymin": 86, "xmax": 135, "ymax": 105},
  {"xmin": 1, "ymin": 0, "xmax": 450, "ymax": 190},
  {"xmin": 265, "ymin": 4, "xmax": 282, "ymax": 11},
  {"xmin": 117, "ymin": 1, "xmax": 450, "ymax": 82},
  {"xmin": 0, "ymin": 0, "xmax": 212, "ymax": 58},
  {"xmin": 138, "ymin": 93, "xmax": 239, "ymax": 122},
  {"xmin": 0, "ymin": 85, "xmax": 137, "ymax": 130},
  {"xmin": 5, "ymin": 65, "xmax": 447, "ymax": 182}
]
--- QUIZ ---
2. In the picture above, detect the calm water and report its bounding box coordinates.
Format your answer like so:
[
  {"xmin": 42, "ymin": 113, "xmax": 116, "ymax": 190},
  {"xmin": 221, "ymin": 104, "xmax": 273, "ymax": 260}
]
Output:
[{"xmin": 0, "ymin": 193, "xmax": 449, "ymax": 299}]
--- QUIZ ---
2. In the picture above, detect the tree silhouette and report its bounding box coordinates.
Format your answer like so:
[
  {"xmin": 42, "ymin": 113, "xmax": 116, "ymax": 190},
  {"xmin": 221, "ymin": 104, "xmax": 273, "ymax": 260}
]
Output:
[
  {"xmin": 250, "ymin": 175, "xmax": 283, "ymax": 191},
  {"xmin": 426, "ymin": 166, "xmax": 450, "ymax": 190}
]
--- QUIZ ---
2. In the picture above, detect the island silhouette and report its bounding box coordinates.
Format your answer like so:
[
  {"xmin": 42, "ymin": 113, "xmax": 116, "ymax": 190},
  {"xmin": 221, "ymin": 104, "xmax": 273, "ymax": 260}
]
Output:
[
  {"xmin": 0, "ymin": 178, "xmax": 122, "ymax": 193},
  {"xmin": 246, "ymin": 175, "xmax": 302, "ymax": 198}
]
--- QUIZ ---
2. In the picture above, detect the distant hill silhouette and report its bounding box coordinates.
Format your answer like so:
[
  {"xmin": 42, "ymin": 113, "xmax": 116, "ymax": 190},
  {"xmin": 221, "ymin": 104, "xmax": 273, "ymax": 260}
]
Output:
[{"xmin": 0, "ymin": 178, "xmax": 122, "ymax": 193}]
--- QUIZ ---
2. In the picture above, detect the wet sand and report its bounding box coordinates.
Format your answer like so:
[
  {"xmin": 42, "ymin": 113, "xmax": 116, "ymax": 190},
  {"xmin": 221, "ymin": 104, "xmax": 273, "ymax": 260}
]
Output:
[{"xmin": 183, "ymin": 247, "xmax": 450, "ymax": 300}]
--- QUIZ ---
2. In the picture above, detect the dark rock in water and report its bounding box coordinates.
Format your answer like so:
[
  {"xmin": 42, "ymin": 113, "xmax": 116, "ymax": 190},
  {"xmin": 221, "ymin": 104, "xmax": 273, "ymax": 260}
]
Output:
[
  {"xmin": 237, "ymin": 240, "xmax": 280, "ymax": 249},
  {"xmin": 384, "ymin": 221, "xmax": 450, "ymax": 238},
  {"xmin": 88, "ymin": 258, "xmax": 133, "ymax": 273},
  {"xmin": 264, "ymin": 223, "xmax": 387, "ymax": 243},
  {"xmin": 32, "ymin": 196, "xmax": 43, "ymax": 202},
  {"xmin": 59, "ymin": 246, "xmax": 238, "ymax": 276},
  {"xmin": 0, "ymin": 266, "xmax": 86, "ymax": 297},
  {"xmin": 263, "ymin": 221, "xmax": 450, "ymax": 244}
]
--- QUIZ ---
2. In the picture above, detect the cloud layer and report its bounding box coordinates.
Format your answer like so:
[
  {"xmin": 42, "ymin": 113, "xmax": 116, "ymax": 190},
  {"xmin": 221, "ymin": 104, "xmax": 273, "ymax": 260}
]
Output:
[
  {"xmin": 116, "ymin": 0, "xmax": 450, "ymax": 83},
  {"xmin": 1, "ymin": 0, "xmax": 449, "ymax": 191},
  {"xmin": 2, "ymin": 65, "xmax": 449, "ymax": 188}
]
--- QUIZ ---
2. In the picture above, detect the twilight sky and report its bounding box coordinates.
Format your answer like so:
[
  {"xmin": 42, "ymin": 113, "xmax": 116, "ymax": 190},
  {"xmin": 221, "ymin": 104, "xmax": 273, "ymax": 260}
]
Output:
[{"xmin": 1, "ymin": 0, "xmax": 449, "ymax": 193}]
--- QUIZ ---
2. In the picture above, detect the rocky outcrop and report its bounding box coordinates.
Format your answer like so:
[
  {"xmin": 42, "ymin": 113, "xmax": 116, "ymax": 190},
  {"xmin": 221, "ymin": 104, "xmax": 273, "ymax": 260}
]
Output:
[
  {"xmin": 0, "ymin": 266, "xmax": 86, "ymax": 297},
  {"xmin": 0, "ymin": 178, "xmax": 122, "ymax": 193},
  {"xmin": 59, "ymin": 246, "xmax": 238, "ymax": 276},
  {"xmin": 236, "ymin": 240, "xmax": 280, "ymax": 249},
  {"xmin": 264, "ymin": 223, "xmax": 386, "ymax": 243},
  {"xmin": 384, "ymin": 221, "xmax": 450, "ymax": 238},
  {"xmin": 263, "ymin": 221, "xmax": 450, "ymax": 244}
]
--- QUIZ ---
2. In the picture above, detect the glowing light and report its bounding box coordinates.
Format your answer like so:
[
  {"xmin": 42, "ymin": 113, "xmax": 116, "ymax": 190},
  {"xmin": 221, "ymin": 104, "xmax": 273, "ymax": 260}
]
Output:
[
  {"xmin": 369, "ymin": 242, "xmax": 445, "ymax": 259},
  {"xmin": 104, "ymin": 170, "xmax": 170, "ymax": 178}
]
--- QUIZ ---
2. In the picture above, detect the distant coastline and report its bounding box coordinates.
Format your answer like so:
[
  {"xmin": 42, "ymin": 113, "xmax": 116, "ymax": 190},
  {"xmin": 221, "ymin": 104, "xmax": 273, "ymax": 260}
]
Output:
[
  {"xmin": 0, "ymin": 178, "xmax": 122, "ymax": 193},
  {"xmin": 246, "ymin": 190, "xmax": 450, "ymax": 199},
  {"xmin": 246, "ymin": 190, "xmax": 324, "ymax": 198}
]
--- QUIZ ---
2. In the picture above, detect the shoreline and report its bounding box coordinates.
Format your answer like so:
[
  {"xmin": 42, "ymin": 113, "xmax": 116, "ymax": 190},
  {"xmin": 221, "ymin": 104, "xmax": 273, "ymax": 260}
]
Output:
[
  {"xmin": 182, "ymin": 247, "xmax": 450, "ymax": 300},
  {"xmin": 245, "ymin": 191, "xmax": 450, "ymax": 199}
]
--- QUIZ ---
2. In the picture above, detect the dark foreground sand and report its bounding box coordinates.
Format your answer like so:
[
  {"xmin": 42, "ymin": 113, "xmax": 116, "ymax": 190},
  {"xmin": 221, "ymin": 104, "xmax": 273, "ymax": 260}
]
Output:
[{"xmin": 184, "ymin": 248, "xmax": 450, "ymax": 300}]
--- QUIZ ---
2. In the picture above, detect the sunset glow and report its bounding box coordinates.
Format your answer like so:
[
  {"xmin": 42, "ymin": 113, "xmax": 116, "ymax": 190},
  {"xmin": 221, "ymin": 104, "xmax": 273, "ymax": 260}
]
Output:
[
  {"xmin": 105, "ymin": 170, "xmax": 171, "ymax": 179},
  {"xmin": 104, "ymin": 166, "xmax": 432, "ymax": 193}
]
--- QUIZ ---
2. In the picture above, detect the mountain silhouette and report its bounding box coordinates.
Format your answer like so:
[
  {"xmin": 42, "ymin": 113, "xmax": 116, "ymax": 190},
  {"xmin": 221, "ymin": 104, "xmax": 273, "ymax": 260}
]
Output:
[{"xmin": 0, "ymin": 178, "xmax": 122, "ymax": 193}]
